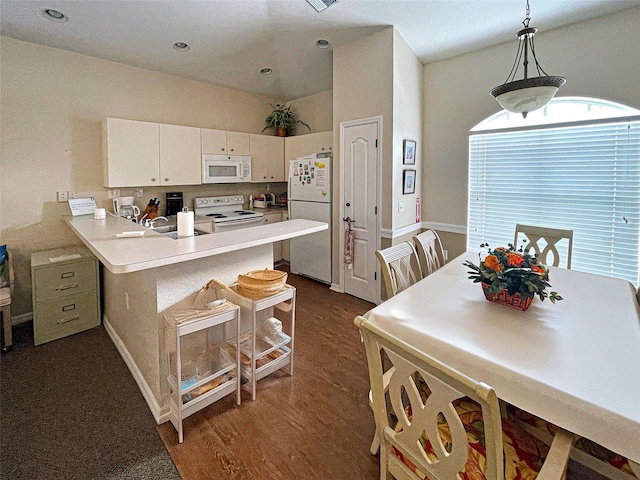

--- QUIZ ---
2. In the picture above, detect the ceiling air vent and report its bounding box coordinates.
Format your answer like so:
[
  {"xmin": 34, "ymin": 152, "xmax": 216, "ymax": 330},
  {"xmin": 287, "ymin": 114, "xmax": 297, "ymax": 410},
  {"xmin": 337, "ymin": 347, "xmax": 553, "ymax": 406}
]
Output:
[{"xmin": 306, "ymin": 0, "xmax": 338, "ymax": 13}]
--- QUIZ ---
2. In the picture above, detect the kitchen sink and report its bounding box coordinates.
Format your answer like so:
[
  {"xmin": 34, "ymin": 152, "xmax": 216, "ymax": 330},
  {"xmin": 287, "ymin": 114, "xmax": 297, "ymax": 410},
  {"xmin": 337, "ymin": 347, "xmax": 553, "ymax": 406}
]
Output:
[{"xmin": 151, "ymin": 224, "xmax": 210, "ymax": 238}]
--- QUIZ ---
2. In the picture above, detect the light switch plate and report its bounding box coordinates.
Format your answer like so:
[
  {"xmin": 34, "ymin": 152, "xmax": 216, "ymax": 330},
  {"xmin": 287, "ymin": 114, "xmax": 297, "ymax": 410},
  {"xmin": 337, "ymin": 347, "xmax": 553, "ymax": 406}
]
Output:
[{"xmin": 398, "ymin": 202, "xmax": 405, "ymax": 213}]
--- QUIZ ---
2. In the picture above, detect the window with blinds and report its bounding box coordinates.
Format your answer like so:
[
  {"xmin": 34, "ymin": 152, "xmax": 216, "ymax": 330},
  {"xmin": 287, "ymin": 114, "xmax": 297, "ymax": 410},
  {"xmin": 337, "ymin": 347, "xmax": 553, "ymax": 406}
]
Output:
[{"xmin": 468, "ymin": 104, "xmax": 640, "ymax": 286}]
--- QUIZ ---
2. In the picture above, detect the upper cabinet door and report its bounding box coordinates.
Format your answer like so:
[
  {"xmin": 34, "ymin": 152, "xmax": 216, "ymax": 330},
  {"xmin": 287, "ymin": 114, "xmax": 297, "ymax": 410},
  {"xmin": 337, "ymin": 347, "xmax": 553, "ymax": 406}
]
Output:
[
  {"xmin": 103, "ymin": 118, "xmax": 160, "ymax": 187},
  {"xmin": 226, "ymin": 131, "xmax": 250, "ymax": 155},
  {"xmin": 159, "ymin": 124, "xmax": 202, "ymax": 186},
  {"xmin": 250, "ymin": 135, "xmax": 284, "ymax": 182},
  {"xmin": 201, "ymin": 128, "xmax": 228, "ymax": 154},
  {"xmin": 284, "ymin": 131, "xmax": 332, "ymax": 178},
  {"xmin": 201, "ymin": 129, "xmax": 250, "ymax": 155}
]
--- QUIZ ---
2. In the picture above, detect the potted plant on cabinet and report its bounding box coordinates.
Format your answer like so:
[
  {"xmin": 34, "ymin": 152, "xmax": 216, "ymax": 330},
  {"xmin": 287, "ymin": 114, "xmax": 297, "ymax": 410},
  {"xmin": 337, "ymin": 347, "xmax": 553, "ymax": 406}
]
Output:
[{"xmin": 262, "ymin": 103, "xmax": 311, "ymax": 137}]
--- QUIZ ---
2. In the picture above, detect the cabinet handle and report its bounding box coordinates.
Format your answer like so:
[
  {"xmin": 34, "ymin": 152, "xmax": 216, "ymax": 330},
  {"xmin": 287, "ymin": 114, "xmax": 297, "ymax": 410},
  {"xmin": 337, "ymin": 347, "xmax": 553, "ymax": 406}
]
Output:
[
  {"xmin": 164, "ymin": 178, "xmax": 169, "ymax": 182},
  {"xmin": 230, "ymin": 148, "xmax": 234, "ymax": 152},
  {"xmin": 56, "ymin": 283, "xmax": 79, "ymax": 291},
  {"xmin": 57, "ymin": 315, "xmax": 80, "ymax": 325},
  {"xmin": 151, "ymin": 178, "xmax": 157, "ymax": 182},
  {"xmin": 221, "ymin": 148, "xmax": 225, "ymax": 151}
]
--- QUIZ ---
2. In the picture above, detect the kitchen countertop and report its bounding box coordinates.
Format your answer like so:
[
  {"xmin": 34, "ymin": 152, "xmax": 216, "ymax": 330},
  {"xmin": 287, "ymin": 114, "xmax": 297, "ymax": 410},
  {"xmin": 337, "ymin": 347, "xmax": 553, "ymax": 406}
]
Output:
[{"xmin": 65, "ymin": 214, "xmax": 326, "ymax": 274}]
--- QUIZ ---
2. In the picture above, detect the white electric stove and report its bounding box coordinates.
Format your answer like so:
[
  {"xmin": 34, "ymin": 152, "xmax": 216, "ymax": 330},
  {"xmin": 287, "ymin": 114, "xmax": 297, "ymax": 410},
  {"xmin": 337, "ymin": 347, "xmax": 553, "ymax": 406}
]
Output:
[{"xmin": 194, "ymin": 195, "xmax": 264, "ymax": 232}]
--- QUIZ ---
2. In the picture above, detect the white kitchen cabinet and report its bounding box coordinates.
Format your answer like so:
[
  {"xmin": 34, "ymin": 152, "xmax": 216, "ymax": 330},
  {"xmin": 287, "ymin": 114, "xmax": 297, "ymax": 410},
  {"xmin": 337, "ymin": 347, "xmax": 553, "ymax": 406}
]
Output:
[
  {"xmin": 284, "ymin": 131, "xmax": 332, "ymax": 178},
  {"xmin": 159, "ymin": 124, "xmax": 202, "ymax": 186},
  {"xmin": 263, "ymin": 213, "xmax": 283, "ymax": 262},
  {"xmin": 103, "ymin": 118, "xmax": 160, "ymax": 187},
  {"xmin": 103, "ymin": 118, "xmax": 201, "ymax": 187},
  {"xmin": 201, "ymin": 128, "xmax": 250, "ymax": 155},
  {"xmin": 250, "ymin": 134, "xmax": 285, "ymax": 182}
]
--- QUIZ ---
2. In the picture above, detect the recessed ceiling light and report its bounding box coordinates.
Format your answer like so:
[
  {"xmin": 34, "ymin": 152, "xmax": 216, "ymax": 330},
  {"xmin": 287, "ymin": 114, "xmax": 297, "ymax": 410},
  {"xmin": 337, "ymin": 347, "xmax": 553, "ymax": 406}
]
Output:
[
  {"xmin": 260, "ymin": 68, "xmax": 273, "ymax": 75},
  {"xmin": 172, "ymin": 42, "xmax": 190, "ymax": 52},
  {"xmin": 42, "ymin": 9, "xmax": 68, "ymax": 23},
  {"xmin": 316, "ymin": 39, "xmax": 331, "ymax": 49}
]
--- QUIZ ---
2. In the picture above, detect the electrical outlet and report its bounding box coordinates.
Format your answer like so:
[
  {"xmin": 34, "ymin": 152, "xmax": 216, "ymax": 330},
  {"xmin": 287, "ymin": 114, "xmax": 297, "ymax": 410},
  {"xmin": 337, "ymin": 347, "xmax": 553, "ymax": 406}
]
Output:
[
  {"xmin": 266, "ymin": 183, "xmax": 271, "ymax": 191},
  {"xmin": 108, "ymin": 189, "xmax": 120, "ymax": 199},
  {"xmin": 68, "ymin": 191, "xmax": 76, "ymax": 199},
  {"xmin": 134, "ymin": 188, "xmax": 144, "ymax": 197},
  {"xmin": 443, "ymin": 249, "xmax": 449, "ymax": 261},
  {"xmin": 57, "ymin": 191, "xmax": 68, "ymax": 202},
  {"xmin": 398, "ymin": 201, "xmax": 405, "ymax": 213}
]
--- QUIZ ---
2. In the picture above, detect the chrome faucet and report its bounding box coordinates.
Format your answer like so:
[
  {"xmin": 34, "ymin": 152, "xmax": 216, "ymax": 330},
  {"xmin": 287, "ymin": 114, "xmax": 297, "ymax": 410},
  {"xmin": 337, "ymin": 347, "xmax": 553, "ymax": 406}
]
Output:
[{"xmin": 145, "ymin": 216, "xmax": 168, "ymax": 228}]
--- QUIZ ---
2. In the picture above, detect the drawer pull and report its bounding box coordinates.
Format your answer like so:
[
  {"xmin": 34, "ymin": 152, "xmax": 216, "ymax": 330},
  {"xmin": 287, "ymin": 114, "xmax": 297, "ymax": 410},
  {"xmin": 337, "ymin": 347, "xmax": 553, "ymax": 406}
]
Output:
[
  {"xmin": 56, "ymin": 283, "xmax": 79, "ymax": 291},
  {"xmin": 61, "ymin": 271, "xmax": 75, "ymax": 279},
  {"xmin": 57, "ymin": 315, "xmax": 80, "ymax": 325}
]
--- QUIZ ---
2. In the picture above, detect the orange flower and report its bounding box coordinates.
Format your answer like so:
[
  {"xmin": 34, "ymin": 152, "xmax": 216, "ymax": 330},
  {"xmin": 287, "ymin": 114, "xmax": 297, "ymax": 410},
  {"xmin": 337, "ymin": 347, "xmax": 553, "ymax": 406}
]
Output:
[
  {"xmin": 531, "ymin": 264, "xmax": 546, "ymax": 274},
  {"xmin": 484, "ymin": 254, "xmax": 503, "ymax": 272},
  {"xmin": 507, "ymin": 252, "xmax": 525, "ymax": 267}
]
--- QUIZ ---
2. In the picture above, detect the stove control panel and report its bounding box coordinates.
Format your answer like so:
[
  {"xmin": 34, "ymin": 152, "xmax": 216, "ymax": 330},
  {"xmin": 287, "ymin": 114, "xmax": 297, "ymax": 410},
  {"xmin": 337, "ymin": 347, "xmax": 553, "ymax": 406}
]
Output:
[{"xmin": 195, "ymin": 195, "xmax": 244, "ymax": 208}]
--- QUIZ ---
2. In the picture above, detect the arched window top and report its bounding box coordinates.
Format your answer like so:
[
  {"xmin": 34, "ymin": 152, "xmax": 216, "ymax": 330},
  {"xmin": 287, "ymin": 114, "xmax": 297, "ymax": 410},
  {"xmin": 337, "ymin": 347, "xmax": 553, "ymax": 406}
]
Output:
[{"xmin": 471, "ymin": 96, "xmax": 640, "ymax": 132}]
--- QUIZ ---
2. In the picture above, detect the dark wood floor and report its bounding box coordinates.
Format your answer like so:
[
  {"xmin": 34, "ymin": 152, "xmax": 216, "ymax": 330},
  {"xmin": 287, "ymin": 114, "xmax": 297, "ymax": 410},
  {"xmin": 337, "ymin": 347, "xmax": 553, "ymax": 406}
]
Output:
[
  {"xmin": 158, "ymin": 269, "xmax": 608, "ymax": 480},
  {"xmin": 158, "ymin": 269, "xmax": 380, "ymax": 479}
]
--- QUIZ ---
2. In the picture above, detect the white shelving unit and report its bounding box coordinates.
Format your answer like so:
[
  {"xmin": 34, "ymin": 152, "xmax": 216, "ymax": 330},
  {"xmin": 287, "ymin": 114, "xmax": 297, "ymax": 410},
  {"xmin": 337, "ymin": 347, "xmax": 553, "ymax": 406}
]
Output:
[
  {"xmin": 164, "ymin": 302, "xmax": 241, "ymax": 443},
  {"xmin": 228, "ymin": 284, "xmax": 296, "ymax": 401}
]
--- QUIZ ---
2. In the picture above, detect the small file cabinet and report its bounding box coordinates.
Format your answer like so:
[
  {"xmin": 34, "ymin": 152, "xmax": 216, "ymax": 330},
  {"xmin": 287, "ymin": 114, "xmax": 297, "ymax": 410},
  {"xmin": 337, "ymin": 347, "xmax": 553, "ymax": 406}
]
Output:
[{"xmin": 31, "ymin": 246, "xmax": 100, "ymax": 345}]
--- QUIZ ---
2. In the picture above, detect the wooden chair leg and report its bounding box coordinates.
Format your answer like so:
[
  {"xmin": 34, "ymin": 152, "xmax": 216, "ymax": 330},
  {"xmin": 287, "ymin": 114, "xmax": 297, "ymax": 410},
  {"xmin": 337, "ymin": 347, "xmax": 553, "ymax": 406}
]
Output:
[{"xmin": 1, "ymin": 305, "xmax": 12, "ymax": 352}]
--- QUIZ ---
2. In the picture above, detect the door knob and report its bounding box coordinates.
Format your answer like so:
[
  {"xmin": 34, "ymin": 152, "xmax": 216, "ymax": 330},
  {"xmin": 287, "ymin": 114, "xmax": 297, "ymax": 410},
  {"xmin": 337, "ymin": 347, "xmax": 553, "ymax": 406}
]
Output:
[{"xmin": 346, "ymin": 203, "xmax": 351, "ymax": 207}]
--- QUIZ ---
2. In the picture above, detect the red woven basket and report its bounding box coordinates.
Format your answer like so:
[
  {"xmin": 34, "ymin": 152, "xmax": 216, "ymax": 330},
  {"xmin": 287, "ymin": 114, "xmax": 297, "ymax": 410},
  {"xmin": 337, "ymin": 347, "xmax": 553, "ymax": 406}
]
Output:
[{"xmin": 481, "ymin": 282, "xmax": 533, "ymax": 311}]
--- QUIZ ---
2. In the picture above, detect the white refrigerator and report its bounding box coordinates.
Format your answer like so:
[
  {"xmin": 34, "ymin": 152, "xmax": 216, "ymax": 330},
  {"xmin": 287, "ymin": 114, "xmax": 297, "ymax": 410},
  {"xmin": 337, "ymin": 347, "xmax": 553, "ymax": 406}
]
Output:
[{"xmin": 288, "ymin": 154, "xmax": 332, "ymax": 284}]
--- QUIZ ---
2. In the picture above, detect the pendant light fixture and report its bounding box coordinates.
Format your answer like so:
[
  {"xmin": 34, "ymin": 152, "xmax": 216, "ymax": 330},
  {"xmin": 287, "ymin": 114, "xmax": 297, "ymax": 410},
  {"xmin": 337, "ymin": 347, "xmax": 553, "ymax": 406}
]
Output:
[{"xmin": 490, "ymin": 0, "xmax": 565, "ymax": 118}]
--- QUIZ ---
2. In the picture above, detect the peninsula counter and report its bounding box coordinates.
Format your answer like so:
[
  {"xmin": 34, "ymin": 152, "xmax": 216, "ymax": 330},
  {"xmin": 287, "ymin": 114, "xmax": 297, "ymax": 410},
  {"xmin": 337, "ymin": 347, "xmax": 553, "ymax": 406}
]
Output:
[{"xmin": 64, "ymin": 215, "xmax": 327, "ymax": 421}]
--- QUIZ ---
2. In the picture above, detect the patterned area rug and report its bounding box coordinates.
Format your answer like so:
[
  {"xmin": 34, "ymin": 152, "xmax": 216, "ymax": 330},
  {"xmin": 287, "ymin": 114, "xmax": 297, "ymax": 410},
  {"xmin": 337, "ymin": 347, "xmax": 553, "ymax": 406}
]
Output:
[{"xmin": 1, "ymin": 322, "xmax": 180, "ymax": 480}]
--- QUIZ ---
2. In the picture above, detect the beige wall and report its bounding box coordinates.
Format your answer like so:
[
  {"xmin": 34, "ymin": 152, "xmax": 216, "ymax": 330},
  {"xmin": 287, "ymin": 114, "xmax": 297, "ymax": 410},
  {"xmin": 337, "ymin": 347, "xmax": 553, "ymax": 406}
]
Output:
[
  {"xmin": 422, "ymin": 7, "xmax": 640, "ymax": 256},
  {"xmin": 0, "ymin": 37, "xmax": 312, "ymax": 316},
  {"xmin": 392, "ymin": 29, "xmax": 423, "ymax": 232},
  {"xmin": 290, "ymin": 90, "xmax": 333, "ymax": 134}
]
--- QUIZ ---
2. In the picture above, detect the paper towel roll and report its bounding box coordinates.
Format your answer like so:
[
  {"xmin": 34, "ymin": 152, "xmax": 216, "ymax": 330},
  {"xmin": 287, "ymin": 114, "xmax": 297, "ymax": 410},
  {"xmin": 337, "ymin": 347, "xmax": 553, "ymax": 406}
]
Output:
[{"xmin": 177, "ymin": 207, "xmax": 194, "ymax": 237}]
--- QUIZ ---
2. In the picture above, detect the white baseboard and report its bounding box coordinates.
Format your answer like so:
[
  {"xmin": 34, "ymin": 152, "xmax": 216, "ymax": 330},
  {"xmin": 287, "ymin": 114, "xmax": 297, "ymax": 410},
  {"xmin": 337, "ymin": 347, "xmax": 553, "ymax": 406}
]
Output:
[{"xmin": 103, "ymin": 315, "xmax": 170, "ymax": 424}]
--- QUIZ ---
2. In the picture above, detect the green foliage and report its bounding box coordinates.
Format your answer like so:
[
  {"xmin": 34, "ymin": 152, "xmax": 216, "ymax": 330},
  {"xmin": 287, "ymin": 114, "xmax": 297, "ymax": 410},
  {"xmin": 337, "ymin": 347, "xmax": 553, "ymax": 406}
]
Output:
[
  {"xmin": 463, "ymin": 243, "xmax": 563, "ymax": 303},
  {"xmin": 262, "ymin": 103, "xmax": 311, "ymax": 136}
]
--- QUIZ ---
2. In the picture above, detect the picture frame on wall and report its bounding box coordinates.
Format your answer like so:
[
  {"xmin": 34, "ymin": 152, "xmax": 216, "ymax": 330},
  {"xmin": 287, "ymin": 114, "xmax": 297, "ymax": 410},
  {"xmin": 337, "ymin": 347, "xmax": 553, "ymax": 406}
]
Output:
[
  {"xmin": 403, "ymin": 139, "xmax": 416, "ymax": 165},
  {"xmin": 403, "ymin": 169, "xmax": 416, "ymax": 195}
]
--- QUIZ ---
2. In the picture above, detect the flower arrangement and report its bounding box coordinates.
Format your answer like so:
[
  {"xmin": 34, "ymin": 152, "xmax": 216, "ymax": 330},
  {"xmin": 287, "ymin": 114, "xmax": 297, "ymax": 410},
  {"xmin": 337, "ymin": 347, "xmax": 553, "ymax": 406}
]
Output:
[{"xmin": 464, "ymin": 243, "xmax": 563, "ymax": 303}]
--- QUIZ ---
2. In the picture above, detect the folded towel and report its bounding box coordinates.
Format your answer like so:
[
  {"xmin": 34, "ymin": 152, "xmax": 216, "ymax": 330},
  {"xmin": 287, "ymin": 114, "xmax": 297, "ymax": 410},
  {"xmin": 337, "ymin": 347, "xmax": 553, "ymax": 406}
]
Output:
[{"xmin": 344, "ymin": 221, "xmax": 355, "ymax": 267}]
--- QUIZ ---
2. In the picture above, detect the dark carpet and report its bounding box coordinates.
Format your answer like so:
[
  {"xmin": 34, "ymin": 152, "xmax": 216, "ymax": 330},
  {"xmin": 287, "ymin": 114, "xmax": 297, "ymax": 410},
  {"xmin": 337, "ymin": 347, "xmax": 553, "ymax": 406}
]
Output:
[{"xmin": 1, "ymin": 322, "xmax": 181, "ymax": 480}]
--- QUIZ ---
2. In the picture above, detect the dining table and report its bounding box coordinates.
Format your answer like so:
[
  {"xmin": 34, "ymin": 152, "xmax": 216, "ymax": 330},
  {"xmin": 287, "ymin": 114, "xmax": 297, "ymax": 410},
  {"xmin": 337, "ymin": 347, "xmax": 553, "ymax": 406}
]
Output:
[{"xmin": 361, "ymin": 251, "xmax": 640, "ymax": 464}]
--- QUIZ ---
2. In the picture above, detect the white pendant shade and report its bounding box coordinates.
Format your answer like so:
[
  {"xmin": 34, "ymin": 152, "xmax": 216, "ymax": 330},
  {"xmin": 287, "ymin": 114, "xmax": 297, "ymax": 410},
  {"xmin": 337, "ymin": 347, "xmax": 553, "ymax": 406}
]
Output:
[{"xmin": 495, "ymin": 85, "xmax": 561, "ymax": 116}]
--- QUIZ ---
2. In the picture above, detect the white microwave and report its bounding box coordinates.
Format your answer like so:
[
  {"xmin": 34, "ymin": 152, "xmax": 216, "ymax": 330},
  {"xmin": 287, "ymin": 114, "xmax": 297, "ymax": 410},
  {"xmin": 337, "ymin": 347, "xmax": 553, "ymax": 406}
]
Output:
[{"xmin": 202, "ymin": 154, "xmax": 252, "ymax": 183}]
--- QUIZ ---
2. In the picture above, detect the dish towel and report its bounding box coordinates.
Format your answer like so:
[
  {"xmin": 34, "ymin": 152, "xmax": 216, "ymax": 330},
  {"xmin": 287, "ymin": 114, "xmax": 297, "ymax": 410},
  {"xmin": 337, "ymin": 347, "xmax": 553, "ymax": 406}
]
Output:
[{"xmin": 344, "ymin": 221, "xmax": 355, "ymax": 269}]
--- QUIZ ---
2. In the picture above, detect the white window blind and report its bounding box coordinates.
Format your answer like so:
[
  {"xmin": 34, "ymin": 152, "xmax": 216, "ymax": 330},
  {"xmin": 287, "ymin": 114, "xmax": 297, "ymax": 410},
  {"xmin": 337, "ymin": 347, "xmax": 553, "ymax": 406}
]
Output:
[{"xmin": 468, "ymin": 118, "xmax": 640, "ymax": 285}]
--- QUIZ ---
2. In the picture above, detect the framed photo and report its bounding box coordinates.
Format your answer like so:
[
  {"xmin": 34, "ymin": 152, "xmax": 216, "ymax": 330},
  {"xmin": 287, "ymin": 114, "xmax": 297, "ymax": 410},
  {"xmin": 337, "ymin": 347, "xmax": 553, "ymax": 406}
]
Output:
[
  {"xmin": 403, "ymin": 169, "xmax": 416, "ymax": 195},
  {"xmin": 403, "ymin": 139, "xmax": 416, "ymax": 165}
]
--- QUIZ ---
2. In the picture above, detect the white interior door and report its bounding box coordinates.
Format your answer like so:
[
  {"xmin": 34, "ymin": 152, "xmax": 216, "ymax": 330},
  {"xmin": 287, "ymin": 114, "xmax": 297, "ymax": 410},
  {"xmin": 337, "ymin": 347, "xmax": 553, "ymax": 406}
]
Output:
[{"xmin": 341, "ymin": 119, "xmax": 380, "ymax": 303}]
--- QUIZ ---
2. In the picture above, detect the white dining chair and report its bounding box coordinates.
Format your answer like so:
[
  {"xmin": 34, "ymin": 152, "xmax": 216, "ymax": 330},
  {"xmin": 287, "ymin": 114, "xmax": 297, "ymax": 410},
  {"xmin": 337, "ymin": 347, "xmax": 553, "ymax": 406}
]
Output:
[
  {"xmin": 369, "ymin": 242, "xmax": 422, "ymax": 455},
  {"xmin": 355, "ymin": 316, "xmax": 574, "ymax": 480},
  {"xmin": 412, "ymin": 229, "xmax": 445, "ymax": 279},
  {"xmin": 513, "ymin": 224, "xmax": 574, "ymax": 268},
  {"xmin": 508, "ymin": 406, "xmax": 640, "ymax": 480},
  {"xmin": 375, "ymin": 242, "xmax": 422, "ymax": 300}
]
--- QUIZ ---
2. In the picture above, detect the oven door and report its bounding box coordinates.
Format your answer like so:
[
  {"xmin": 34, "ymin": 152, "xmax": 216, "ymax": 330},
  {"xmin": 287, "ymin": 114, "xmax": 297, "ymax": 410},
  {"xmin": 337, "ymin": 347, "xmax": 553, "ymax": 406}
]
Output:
[
  {"xmin": 202, "ymin": 156, "xmax": 243, "ymax": 183},
  {"xmin": 213, "ymin": 216, "xmax": 264, "ymax": 232}
]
